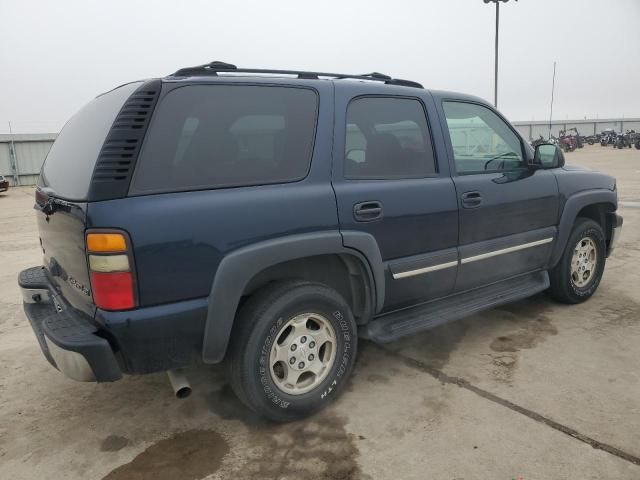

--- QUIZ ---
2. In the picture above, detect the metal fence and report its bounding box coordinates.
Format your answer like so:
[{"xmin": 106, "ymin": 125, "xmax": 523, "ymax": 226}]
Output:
[
  {"xmin": 512, "ymin": 118, "xmax": 640, "ymax": 141},
  {"xmin": 1, "ymin": 117, "xmax": 639, "ymax": 186},
  {"xmin": 0, "ymin": 133, "xmax": 56, "ymax": 186}
]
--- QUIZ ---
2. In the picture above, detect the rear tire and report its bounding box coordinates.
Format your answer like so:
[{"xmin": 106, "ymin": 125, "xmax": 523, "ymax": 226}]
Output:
[
  {"xmin": 228, "ymin": 280, "xmax": 357, "ymax": 422},
  {"xmin": 547, "ymin": 218, "xmax": 606, "ymax": 304}
]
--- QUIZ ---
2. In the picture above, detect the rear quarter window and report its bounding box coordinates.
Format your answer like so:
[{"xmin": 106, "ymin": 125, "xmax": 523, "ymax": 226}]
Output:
[
  {"xmin": 130, "ymin": 85, "xmax": 318, "ymax": 194},
  {"xmin": 39, "ymin": 82, "xmax": 142, "ymax": 200}
]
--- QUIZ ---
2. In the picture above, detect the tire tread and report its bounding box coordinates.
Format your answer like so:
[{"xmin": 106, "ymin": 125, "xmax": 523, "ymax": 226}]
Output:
[
  {"xmin": 548, "ymin": 217, "xmax": 605, "ymax": 304},
  {"xmin": 228, "ymin": 280, "xmax": 356, "ymax": 421}
]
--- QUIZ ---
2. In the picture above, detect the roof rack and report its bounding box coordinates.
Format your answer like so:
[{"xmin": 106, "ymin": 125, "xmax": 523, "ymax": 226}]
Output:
[{"xmin": 169, "ymin": 61, "xmax": 423, "ymax": 89}]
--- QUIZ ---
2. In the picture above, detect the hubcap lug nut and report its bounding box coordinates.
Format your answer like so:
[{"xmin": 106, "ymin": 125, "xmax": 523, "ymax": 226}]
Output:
[
  {"xmin": 298, "ymin": 362, "xmax": 305, "ymax": 369},
  {"xmin": 291, "ymin": 344, "xmax": 297, "ymax": 351},
  {"xmin": 308, "ymin": 354, "xmax": 314, "ymax": 361},
  {"xmin": 300, "ymin": 336, "xmax": 307, "ymax": 344},
  {"xmin": 289, "ymin": 357, "xmax": 296, "ymax": 364},
  {"xmin": 309, "ymin": 341, "xmax": 315, "ymax": 348}
]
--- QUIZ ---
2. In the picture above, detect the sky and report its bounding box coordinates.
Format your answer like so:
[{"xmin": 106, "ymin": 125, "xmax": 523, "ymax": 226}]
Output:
[{"xmin": 1, "ymin": 0, "xmax": 639, "ymax": 133}]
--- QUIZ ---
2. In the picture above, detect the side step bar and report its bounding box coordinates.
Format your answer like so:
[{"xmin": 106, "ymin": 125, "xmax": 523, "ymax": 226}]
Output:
[{"xmin": 362, "ymin": 270, "xmax": 549, "ymax": 343}]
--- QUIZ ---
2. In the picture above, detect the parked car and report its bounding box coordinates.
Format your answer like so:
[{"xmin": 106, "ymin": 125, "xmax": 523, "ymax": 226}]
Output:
[
  {"xmin": 19, "ymin": 62, "xmax": 623, "ymax": 421},
  {"xmin": 0, "ymin": 175, "xmax": 8, "ymax": 193}
]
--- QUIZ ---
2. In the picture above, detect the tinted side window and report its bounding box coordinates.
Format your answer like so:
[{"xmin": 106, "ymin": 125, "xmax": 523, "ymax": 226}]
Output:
[
  {"xmin": 131, "ymin": 85, "xmax": 318, "ymax": 193},
  {"xmin": 442, "ymin": 101, "xmax": 524, "ymax": 174},
  {"xmin": 344, "ymin": 97, "xmax": 436, "ymax": 179}
]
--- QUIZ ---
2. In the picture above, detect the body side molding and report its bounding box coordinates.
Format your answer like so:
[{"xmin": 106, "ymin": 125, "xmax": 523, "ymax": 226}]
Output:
[
  {"xmin": 461, "ymin": 237, "xmax": 553, "ymax": 264},
  {"xmin": 393, "ymin": 261, "xmax": 458, "ymax": 279},
  {"xmin": 389, "ymin": 247, "xmax": 458, "ymax": 280}
]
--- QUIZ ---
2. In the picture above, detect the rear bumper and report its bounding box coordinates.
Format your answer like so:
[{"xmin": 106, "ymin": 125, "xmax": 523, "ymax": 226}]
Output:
[
  {"xmin": 95, "ymin": 297, "xmax": 208, "ymax": 374},
  {"xmin": 607, "ymin": 212, "xmax": 623, "ymax": 257},
  {"xmin": 19, "ymin": 267, "xmax": 122, "ymax": 382},
  {"xmin": 20, "ymin": 266, "xmax": 208, "ymax": 381}
]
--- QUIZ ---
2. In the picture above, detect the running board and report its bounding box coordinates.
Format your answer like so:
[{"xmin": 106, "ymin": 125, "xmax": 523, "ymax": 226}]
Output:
[{"xmin": 362, "ymin": 271, "xmax": 549, "ymax": 343}]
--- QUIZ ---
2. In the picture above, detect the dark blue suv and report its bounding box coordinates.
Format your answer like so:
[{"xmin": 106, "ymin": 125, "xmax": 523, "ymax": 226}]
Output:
[{"xmin": 19, "ymin": 62, "xmax": 622, "ymax": 421}]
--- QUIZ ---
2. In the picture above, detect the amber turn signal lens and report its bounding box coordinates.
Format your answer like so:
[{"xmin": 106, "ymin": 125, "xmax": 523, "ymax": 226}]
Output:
[{"xmin": 87, "ymin": 233, "xmax": 127, "ymax": 253}]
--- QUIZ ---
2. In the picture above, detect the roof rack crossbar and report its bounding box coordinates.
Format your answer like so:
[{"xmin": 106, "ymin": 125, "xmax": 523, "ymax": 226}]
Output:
[{"xmin": 169, "ymin": 61, "xmax": 423, "ymax": 89}]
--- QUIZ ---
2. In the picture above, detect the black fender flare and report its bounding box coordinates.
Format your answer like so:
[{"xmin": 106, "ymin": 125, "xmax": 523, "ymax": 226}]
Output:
[
  {"xmin": 341, "ymin": 231, "xmax": 385, "ymax": 312},
  {"xmin": 202, "ymin": 231, "xmax": 384, "ymax": 363},
  {"xmin": 549, "ymin": 189, "xmax": 617, "ymax": 267}
]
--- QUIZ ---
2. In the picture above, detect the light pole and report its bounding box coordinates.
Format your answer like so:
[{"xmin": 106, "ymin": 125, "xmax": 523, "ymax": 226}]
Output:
[
  {"xmin": 483, "ymin": 0, "xmax": 516, "ymax": 108},
  {"xmin": 549, "ymin": 61, "xmax": 556, "ymax": 140}
]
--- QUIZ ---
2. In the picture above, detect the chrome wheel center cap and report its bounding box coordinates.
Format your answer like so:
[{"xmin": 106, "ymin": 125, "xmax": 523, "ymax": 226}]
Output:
[{"xmin": 288, "ymin": 335, "xmax": 318, "ymax": 371}]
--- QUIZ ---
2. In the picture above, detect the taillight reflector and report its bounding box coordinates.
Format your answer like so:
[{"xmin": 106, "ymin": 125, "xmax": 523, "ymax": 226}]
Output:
[
  {"xmin": 91, "ymin": 271, "xmax": 135, "ymax": 311},
  {"xmin": 89, "ymin": 254, "xmax": 129, "ymax": 272}
]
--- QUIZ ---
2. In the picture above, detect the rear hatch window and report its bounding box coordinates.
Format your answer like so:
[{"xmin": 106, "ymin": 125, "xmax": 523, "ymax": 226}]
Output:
[
  {"xmin": 130, "ymin": 85, "xmax": 318, "ymax": 194},
  {"xmin": 38, "ymin": 82, "xmax": 142, "ymax": 201}
]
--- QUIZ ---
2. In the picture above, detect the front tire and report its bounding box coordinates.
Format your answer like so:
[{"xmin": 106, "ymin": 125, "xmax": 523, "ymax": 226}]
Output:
[
  {"xmin": 229, "ymin": 281, "xmax": 357, "ymax": 422},
  {"xmin": 547, "ymin": 218, "xmax": 606, "ymax": 304}
]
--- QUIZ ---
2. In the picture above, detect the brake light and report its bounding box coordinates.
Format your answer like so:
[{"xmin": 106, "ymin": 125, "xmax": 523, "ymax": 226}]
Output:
[
  {"xmin": 90, "ymin": 272, "xmax": 135, "ymax": 310},
  {"xmin": 87, "ymin": 232, "xmax": 136, "ymax": 311}
]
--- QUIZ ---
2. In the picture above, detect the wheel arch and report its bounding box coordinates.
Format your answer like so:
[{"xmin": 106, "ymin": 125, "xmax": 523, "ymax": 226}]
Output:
[
  {"xmin": 550, "ymin": 189, "xmax": 617, "ymax": 267},
  {"xmin": 240, "ymin": 253, "xmax": 374, "ymax": 325},
  {"xmin": 202, "ymin": 231, "xmax": 384, "ymax": 363}
]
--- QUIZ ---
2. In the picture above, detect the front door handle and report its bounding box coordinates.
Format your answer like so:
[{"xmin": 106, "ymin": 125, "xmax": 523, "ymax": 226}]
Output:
[
  {"xmin": 461, "ymin": 191, "xmax": 482, "ymax": 208},
  {"xmin": 353, "ymin": 201, "xmax": 383, "ymax": 222}
]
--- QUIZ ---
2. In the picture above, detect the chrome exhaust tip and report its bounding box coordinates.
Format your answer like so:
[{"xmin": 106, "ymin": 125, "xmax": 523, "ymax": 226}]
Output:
[{"xmin": 167, "ymin": 369, "xmax": 192, "ymax": 399}]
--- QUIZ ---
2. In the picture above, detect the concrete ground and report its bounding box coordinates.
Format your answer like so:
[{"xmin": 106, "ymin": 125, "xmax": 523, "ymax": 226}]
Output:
[{"xmin": 1, "ymin": 145, "xmax": 639, "ymax": 480}]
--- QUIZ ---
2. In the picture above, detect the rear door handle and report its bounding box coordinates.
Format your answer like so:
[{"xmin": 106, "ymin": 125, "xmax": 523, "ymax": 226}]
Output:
[
  {"xmin": 461, "ymin": 191, "xmax": 482, "ymax": 208},
  {"xmin": 353, "ymin": 201, "xmax": 383, "ymax": 222}
]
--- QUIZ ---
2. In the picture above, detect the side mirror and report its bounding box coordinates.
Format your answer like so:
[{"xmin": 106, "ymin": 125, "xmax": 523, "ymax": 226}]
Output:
[{"xmin": 532, "ymin": 143, "xmax": 565, "ymax": 169}]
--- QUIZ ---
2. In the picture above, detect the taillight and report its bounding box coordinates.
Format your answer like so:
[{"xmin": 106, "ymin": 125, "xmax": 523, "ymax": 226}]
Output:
[
  {"xmin": 86, "ymin": 232, "xmax": 136, "ymax": 311},
  {"xmin": 87, "ymin": 233, "xmax": 127, "ymax": 252}
]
